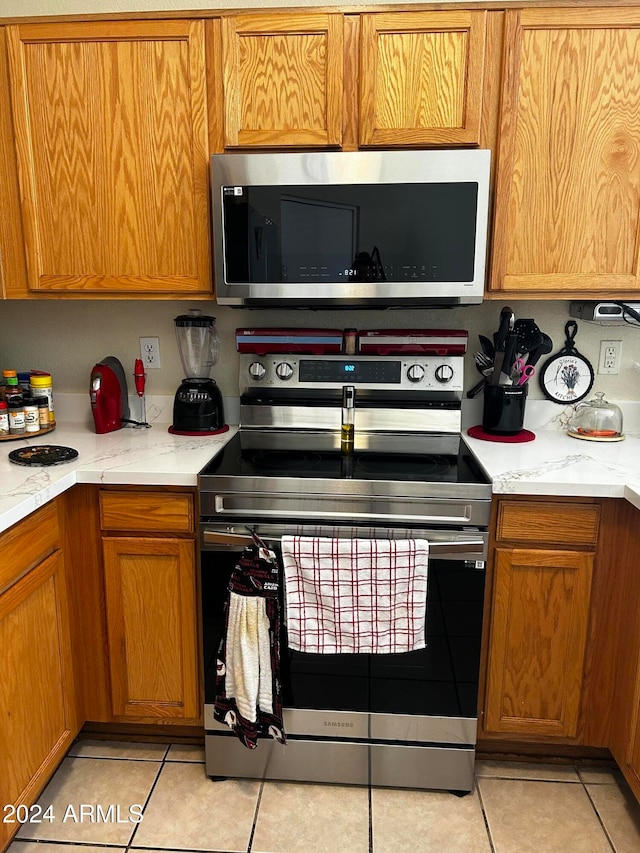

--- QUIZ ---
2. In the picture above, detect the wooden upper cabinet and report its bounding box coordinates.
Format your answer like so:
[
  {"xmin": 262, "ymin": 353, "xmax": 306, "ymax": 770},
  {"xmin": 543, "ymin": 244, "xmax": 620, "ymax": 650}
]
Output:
[
  {"xmin": 359, "ymin": 11, "xmax": 487, "ymax": 147},
  {"xmin": 221, "ymin": 13, "xmax": 344, "ymax": 148},
  {"xmin": 0, "ymin": 28, "xmax": 29, "ymax": 298},
  {"xmin": 491, "ymin": 9, "xmax": 640, "ymax": 297},
  {"xmin": 6, "ymin": 21, "xmax": 211, "ymax": 295}
]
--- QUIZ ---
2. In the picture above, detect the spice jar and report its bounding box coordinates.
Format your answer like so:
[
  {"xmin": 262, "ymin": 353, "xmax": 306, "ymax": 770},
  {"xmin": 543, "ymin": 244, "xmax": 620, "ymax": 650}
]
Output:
[
  {"xmin": 23, "ymin": 397, "xmax": 40, "ymax": 433},
  {"xmin": 3, "ymin": 370, "xmax": 23, "ymax": 403},
  {"xmin": 37, "ymin": 396, "xmax": 50, "ymax": 429},
  {"xmin": 8, "ymin": 399, "xmax": 25, "ymax": 435},
  {"xmin": 0, "ymin": 401, "xmax": 9, "ymax": 435},
  {"xmin": 30, "ymin": 373, "xmax": 55, "ymax": 426}
]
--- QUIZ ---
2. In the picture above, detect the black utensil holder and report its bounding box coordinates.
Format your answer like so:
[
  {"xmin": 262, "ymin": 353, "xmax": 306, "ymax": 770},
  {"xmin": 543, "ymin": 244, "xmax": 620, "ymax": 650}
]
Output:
[{"xmin": 483, "ymin": 384, "xmax": 528, "ymax": 435}]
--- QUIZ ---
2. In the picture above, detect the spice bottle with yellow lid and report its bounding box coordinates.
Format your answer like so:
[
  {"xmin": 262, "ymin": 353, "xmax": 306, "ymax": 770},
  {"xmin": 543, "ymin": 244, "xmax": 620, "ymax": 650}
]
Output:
[{"xmin": 30, "ymin": 373, "xmax": 55, "ymax": 426}]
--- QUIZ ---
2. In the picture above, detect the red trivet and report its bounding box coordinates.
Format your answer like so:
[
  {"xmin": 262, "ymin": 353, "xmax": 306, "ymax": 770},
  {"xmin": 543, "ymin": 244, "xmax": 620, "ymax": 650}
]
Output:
[{"xmin": 467, "ymin": 425, "xmax": 536, "ymax": 443}]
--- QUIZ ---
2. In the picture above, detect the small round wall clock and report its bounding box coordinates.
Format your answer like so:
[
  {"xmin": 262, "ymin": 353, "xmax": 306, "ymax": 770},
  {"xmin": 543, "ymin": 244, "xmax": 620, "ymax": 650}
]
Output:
[{"xmin": 539, "ymin": 321, "xmax": 594, "ymax": 404}]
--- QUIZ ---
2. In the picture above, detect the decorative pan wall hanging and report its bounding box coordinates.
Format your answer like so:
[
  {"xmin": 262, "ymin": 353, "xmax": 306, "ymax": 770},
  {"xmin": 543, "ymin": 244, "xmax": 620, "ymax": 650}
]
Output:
[{"xmin": 539, "ymin": 321, "xmax": 594, "ymax": 404}]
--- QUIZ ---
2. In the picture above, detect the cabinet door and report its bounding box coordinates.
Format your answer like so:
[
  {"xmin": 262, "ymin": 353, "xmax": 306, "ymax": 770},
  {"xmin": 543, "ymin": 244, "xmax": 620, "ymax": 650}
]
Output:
[
  {"xmin": 221, "ymin": 13, "xmax": 344, "ymax": 148},
  {"xmin": 359, "ymin": 11, "xmax": 486, "ymax": 147},
  {"xmin": 491, "ymin": 9, "xmax": 640, "ymax": 297},
  {"xmin": 485, "ymin": 547, "xmax": 593, "ymax": 739},
  {"xmin": 0, "ymin": 551, "xmax": 77, "ymax": 851},
  {"xmin": 103, "ymin": 537, "xmax": 199, "ymax": 720},
  {"xmin": 6, "ymin": 21, "xmax": 211, "ymax": 295},
  {"xmin": 0, "ymin": 27, "xmax": 28, "ymax": 298}
]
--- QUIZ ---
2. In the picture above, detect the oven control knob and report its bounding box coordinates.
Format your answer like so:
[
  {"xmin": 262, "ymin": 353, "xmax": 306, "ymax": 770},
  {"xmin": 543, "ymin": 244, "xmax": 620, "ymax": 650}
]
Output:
[
  {"xmin": 248, "ymin": 361, "xmax": 266, "ymax": 381},
  {"xmin": 275, "ymin": 362, "xmax": 294, "ymax": 381},
  {"xmin": 435, "ymin": 364, "xmax": 454, "ymax": 384},
  {"xmin": 406, "ymin": 364, "xmax": 425, "ymax": 383}
]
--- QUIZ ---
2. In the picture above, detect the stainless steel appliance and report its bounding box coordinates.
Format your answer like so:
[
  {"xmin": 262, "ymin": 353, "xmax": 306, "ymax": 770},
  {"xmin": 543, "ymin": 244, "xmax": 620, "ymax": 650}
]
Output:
[
  {"xmin": 198, "ymin": 333, "xmax": 491, "ymax": 792},
  {"xmin": 170, "ymin": 310, "xmax": 227, "ymax": 435},
  {"xmin": 211, "ymin": 150, "xmax": 491, "ymax": 308}
]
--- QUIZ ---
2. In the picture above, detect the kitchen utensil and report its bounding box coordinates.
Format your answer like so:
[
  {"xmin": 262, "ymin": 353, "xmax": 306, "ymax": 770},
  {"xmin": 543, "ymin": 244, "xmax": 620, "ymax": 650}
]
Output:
[
  {"xmin": 8, "ymin": 445, "xmax": 78, "ymax": 466},
  {"xmin": 170, "ymin": 310, "xmax": 227, "ymax": 435},
  {"xmin": 567, "ymin": 391, "xmax": 625, "ymax": 441},
  {"xmin": 133, "ymin": 358, "xmax": 150, "ymax": 429},
  {"xmin": 511, "ymin": 357, "xmax": 536, "ymax": 386},
  {"xmin": 500, "ymin": 330, "xmax": 519, "ymax": 383},
  {"xmin": 90, "ymin": 356, "xmax": 129, "ymax": 434},
  {"xmin": 474, "ymin": 352, "xmax": 493, "ymax": 371},
  {"xmin": 491, "ymin": 307, "xmax": 515, "ymax": 384},
  {"xmin": 478, "ymin": 335, "xmax": 495, "ymax": 359},
  {"xmin": 467, "ymin": 368, "xmax": 494, "ymax": 399},
  {"xmin": 513, "ymin": 319, "xmax": 544, "ymax": 356},
  {"xmin": 526, "ymin": 332, "xmax": 554, "ymax": 369},
  {"xmin": 539, "ymin": 323, "xmax": 593, "ymax": 404}
]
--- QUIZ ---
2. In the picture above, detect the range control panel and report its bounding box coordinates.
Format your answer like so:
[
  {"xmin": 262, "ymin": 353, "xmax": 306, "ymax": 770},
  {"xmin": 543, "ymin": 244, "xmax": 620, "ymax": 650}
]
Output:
[{"xmin": 239, "ymin": 353, "xmax": 463, "ymax": 394}]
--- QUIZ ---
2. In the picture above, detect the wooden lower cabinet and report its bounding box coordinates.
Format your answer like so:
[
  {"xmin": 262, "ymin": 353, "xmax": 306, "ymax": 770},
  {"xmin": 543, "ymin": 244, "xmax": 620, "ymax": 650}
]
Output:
[
  {"xmin": 609, "ymin": 502, "xmax": 640, "ymax": 799},
  {"xmin": 482, "ymin": 498, "xmax": 600, "ymax": 744},
  {"xmin": 484, "ymin": 547, "xmax": 593, "ymax": 739},
  {"xmin": 0, "ymin": 546, "xmax": 77, "ymax": 851},
  {"xmin": 102, "ymin": 536, "xmax": 199, "ymax": 721},
  {"xmin": 99, "ymin": 488, "xmax": 200, "ymax": 722}
]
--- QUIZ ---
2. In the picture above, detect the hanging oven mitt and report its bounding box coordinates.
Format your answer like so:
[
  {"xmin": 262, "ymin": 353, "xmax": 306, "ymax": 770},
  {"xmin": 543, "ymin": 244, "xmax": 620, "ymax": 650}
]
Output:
[{"xmin": 214, "ymin": 533, "xmax": 286, "ymax": 749}]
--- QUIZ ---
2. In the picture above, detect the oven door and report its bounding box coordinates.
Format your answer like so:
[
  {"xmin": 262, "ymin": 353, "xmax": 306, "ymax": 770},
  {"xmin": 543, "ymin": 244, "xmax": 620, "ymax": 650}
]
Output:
[{"xmin": 200, "ymin": 523, "xmax": 487, "ymax": 746}]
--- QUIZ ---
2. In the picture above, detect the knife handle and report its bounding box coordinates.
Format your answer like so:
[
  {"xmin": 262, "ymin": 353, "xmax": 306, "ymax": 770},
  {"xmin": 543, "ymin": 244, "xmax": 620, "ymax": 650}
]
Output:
[{"xmin": 134, "ymin": 358, "xmax": 146, "ymax": 396}]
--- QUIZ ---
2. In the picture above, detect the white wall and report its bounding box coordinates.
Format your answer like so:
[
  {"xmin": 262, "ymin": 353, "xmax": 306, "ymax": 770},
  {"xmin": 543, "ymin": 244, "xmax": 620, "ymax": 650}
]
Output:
[{"xmin": 2, "ymin": 299, "xmax": 640, "ymax": 403}]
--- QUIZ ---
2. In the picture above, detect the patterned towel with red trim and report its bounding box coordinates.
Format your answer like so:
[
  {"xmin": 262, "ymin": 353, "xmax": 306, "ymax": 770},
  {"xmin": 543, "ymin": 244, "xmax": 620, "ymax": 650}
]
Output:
[{"xmin": 281, "ymin": 536, "xmax": 429, "ymax": 655}]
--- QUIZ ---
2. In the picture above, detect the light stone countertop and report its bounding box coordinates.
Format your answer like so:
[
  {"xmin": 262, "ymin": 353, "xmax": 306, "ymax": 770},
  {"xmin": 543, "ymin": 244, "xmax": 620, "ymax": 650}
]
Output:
[
  {"xmin": 0, "ymin": 419, "xmax": 238, "ymax": 534},
  {"xmin": 464, "ymin": 399, "xmax": 640, "ymax": 510},
  {"xmin": 2, "ymin": 396, "xmax": 640, "ymax": 535}
]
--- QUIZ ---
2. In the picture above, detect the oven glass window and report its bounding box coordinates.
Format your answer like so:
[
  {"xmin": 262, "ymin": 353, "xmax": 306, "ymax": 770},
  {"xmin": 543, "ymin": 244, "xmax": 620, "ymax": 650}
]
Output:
[
  {"xmin": 202, "ymin": 553, "xmax": 484, "ymax": 719},
  {"xmin": 222, "ymin": 183, "xmax": 478, "ymax": 284}
]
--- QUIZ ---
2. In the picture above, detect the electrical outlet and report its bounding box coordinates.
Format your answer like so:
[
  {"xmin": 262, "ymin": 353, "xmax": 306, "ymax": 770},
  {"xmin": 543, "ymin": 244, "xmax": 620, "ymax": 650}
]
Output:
[
  {"xmin": 140, "ymin": 336, "xmax": 161, "ymax": 369},
  {"xmin": 598, "ymin": 340, "xmax": 621, "ymax": 375}
]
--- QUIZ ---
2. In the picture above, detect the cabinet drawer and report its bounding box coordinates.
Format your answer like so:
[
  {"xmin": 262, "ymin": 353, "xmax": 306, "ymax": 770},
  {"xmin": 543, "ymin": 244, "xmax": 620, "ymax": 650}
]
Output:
[
  {"xmin": 496, "ymin": 501, "xmax": 600, "ymax": 547},
  {"xmin": 100, "ymin": 492, "xmax": 194, "ymax": 534},
  {"xmin": 0, "ymin": 501, "xmax": 60, "ymax": 593}
]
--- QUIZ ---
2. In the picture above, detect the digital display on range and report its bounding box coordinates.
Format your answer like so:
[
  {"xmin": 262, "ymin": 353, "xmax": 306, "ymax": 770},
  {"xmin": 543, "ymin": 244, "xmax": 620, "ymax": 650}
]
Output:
[{"xmin": 299, "ymin": 360, "xmax": 401, "ymax": 384}]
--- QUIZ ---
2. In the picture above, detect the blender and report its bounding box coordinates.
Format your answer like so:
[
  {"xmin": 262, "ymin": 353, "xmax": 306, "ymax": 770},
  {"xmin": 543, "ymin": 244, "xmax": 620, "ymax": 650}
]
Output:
[{"xmin": 169, "ymin": 310, "xmax": 227, "ymax": 435}]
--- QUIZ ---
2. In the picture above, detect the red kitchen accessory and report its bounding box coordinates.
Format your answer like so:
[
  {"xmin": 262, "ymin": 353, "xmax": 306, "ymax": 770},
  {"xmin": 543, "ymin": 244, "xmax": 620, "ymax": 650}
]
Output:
[
  {"xmin": 133, "ymin": 358, "xmax": 150, "ymax": 429},
  {"xmin": 358, "ymin": 329, "xmax": 468, "ymax": 355},
  {"xmin": 90, "ymin": 357, "xmax": 129, "ymax": 434},
  {"xmin": 236, "ymin": 328, "xmax": 344, "ymax": 355}
]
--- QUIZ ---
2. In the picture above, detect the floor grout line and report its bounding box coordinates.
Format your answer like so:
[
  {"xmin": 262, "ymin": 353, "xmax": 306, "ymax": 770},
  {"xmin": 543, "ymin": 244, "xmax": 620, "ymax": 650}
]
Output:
[
  {"xmin": 246, "ymin": 779, "xmax": 265, "ymax": 853},
  {"xmin": 125, "ymin": 752, "xmax": 166, "ymax": 849},
  {"xmin": 475, "ymin": 778, "xmax": 497, "ymax": 853},
  {"xmin": 582, "ymin": 778, "xmax": 617, "ymax": 852}
]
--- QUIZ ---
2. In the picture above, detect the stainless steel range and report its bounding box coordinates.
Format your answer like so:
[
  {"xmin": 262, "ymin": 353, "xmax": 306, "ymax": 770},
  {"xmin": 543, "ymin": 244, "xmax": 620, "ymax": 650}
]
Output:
[{"xmin": 198, "ymin": 331, "xmax": 491, "ymax": 793}]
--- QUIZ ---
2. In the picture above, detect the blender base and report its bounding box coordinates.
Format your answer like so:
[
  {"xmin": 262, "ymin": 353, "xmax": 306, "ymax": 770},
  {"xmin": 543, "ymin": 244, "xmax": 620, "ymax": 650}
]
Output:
[{"xmin": 168, "ymin": 424, "xmax": 230, "ymax": 437}]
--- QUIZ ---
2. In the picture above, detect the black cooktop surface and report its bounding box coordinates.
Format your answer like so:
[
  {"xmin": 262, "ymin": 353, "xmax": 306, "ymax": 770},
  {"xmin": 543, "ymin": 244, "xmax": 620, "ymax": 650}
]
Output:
[{"xmin": 200, "ymin": 431, "xmax": 489, "ymax": 486}]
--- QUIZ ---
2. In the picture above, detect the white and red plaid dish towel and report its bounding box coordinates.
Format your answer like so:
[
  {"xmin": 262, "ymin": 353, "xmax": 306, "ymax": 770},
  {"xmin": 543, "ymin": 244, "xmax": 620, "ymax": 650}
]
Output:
[{"xmin": 281, "ymin": 536, "xmax": 429, "ymax": 655}]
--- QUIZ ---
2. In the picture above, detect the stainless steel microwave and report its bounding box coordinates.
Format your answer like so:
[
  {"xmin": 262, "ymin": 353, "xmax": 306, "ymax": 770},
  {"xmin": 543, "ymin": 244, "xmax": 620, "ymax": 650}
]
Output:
[{"xmin": 211, "ymin": 150, "xmax": 490, "ymax": 308}]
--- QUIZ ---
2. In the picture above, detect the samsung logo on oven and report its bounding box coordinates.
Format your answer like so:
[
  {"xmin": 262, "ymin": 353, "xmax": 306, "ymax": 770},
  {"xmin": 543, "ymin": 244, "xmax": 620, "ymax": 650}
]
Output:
[{"xmin": 323, "ymin": 721, "xmax": 354, "ymax": 728}]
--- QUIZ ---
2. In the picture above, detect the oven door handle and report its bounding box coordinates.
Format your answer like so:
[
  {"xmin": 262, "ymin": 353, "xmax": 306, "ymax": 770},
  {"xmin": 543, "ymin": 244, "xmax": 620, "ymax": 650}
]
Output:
[{"xmin": 201, "ymin": 528, "xmax": 486, "ymax": 556}]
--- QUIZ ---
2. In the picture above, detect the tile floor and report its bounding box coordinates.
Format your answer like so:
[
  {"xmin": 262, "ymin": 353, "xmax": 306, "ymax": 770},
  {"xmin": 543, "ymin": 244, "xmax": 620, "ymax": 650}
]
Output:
[{"xmin": 7, "ymin": 739, "xmax": 640, "ymax": 853}]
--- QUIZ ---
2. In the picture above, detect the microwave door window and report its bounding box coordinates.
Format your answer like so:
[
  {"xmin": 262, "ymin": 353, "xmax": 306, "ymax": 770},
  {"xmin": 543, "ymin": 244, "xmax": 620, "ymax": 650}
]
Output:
[{"xmin": 281, "ymin": 196, "xmax": 357, "ymax": 284}]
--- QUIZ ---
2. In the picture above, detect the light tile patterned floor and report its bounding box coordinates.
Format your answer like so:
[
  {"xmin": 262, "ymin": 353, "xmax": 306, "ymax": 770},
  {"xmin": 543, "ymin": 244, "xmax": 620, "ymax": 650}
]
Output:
[{"xmin": 7, "ymin": 740, "xmax": 640, "ymax": 853}]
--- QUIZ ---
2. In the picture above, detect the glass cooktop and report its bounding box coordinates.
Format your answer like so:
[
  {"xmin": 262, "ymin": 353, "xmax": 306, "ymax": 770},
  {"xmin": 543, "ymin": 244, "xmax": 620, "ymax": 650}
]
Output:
[{"xmin": 200, "ymin": 431, "xmax": 489, "ymax": 486}]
